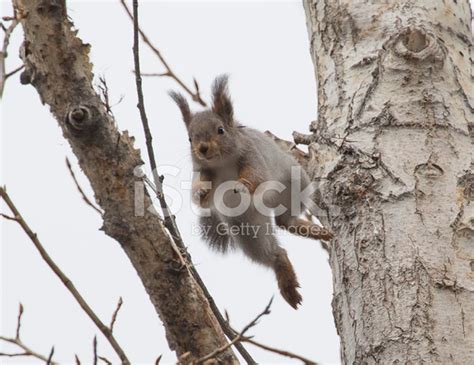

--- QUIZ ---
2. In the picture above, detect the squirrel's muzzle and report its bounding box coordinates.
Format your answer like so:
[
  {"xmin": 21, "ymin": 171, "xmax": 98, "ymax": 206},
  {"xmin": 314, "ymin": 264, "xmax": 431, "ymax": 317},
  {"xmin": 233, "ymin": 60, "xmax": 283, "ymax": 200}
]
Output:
[{"xmin": 199, "ymin": 143, "xmax": 209, "ymax": 154}]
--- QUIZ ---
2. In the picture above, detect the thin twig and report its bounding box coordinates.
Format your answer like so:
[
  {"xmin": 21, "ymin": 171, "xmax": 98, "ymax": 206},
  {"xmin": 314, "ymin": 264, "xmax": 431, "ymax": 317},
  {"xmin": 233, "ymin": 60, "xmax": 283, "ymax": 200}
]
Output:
[
  {"xmin": 0, "ymin": 6, "xmax": 21, "ymax": 98},
  {"xmin": 0, "ymin": 212, "xmax": 17, "ymax": 221},
  {"xmin": 15, "ymin": 303, "xmax": 23, "ymax": 339},
  {"xmin": 0, "ymin": 336, "xmax": 57, "ymax": 364},
  {"xmin": 0, "ymin": 352, "xmax": 28, "ymax": 358},
  {"xmin": 109, "ymin": 297, "xmax": 123, "ymax": 333},
  {"xmin": 155, "ymin": 355, "xmax": 163, "ymax": 364},
  {"xmin": 93, "ymin": 336, "xmax": 98, "ymax": 365},
  {"xmin": 0, "ymin": 187, "xmax": 130, "ymax": 365},
  {"xmin": 46, "ymin": 346, "xmax": 55, "ymax": 365},
  {"xmin": 129, "ymin": 1, "xmax": 255, "ymax": 363},
  {"xmin": 65, "ymin": 157, "xmax": 104, "ymax": 216},
  {"xmin": 99, "ymin": 356, "xmax": 113, "ymax": 365},
  {"xmin": 194, "ymin": 298, "xmax": 273, "ymax": 365},
  {"xmin": 120, "ymin": 0, "xmax": 207, "ymax": 106},
  {"xmin": 244, "ymin": 339, "xmax": 318, "ymax": 365},
  {"xmin": 75, "ymin": 354, "xmax": 82, "ymax": 365},
  {"xmin": 98, "ymin": 76, "xmax": 112, "ymax": 114},
  {"xmin": 196, "ymin": 298, "xmax": 318, "ymax": 365},
  {"xmin": 0, "ymin": 303, "xmax": 56, "ymax": 363},
  {"xmin": 5, "ymin": 64, "xmax": 24, "ymax": 78},
  {"xmin": 97, "ymin": 76, "xmax": 124, "ymax": 114}
]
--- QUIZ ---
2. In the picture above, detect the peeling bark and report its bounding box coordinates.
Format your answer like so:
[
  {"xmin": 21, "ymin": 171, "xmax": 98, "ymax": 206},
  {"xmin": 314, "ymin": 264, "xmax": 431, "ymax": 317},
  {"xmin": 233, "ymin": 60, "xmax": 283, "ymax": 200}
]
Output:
[
  {"xmin": 303, "ymin": 0, "xmax": 473, "ymax": 363},
  {"xmin": 13, "ymin": 0, "xmax": 237, "ymax": 362}
]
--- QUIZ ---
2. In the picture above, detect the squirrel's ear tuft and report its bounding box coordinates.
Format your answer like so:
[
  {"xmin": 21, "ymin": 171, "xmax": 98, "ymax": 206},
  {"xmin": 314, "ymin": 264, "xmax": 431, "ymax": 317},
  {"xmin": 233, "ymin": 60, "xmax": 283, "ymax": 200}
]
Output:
[
  {"xmin": 169, "ymin": 91, "xmax": 192, "ymax": 127},
  {"xmin": 211, "ymin": 74, "xmax": 233, "ymax": 125}
]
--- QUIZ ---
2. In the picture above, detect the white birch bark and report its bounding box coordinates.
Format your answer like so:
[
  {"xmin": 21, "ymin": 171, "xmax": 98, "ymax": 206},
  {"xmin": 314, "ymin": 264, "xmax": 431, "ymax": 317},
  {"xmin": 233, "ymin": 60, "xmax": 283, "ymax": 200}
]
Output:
[{"xmin": 303, "ymin": 0, "xmax": 473, "ymax": 363}]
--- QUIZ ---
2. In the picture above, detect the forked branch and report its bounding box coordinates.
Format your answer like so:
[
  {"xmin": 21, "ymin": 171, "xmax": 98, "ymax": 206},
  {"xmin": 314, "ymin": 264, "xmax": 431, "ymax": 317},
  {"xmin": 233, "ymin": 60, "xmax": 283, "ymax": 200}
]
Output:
[
  {"xmin": 0, "ymin": 304, "xmax": 58, "ymax": 364},
  {"xmin": 0, "ymin": 5, "xmax": 23, "ymax": 98},
  {"xmin": 194, "ymin": 298, "xmax": 319, "ymax": 365},
  {"xmin": 121, "ymin": 0, "xmax": 207, "ymax": 106},
  {"xmin": 0, "ymin": 187, "xmax": 130, "ymax": 365}
]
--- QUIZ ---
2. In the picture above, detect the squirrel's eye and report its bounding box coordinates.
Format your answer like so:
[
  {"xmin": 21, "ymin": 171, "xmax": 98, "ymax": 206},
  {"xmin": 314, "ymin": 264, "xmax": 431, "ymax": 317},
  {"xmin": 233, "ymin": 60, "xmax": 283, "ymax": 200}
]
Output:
[
  {"xmin": 217, "ymin": 127, "xmax": 225, "ymax": 135},
  {"xmin": 188, "ymin": 137, "xmax": 192, "ymax": 143}
]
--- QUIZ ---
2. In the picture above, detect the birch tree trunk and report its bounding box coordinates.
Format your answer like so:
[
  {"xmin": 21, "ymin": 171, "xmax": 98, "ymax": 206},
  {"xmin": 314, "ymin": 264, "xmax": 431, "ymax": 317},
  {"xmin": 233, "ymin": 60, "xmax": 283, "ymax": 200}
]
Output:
[
  {"xmin": 13, "ymin": 0, "xmax": 237, "ymax": 362},
  {"xmin": 303, "ymin": 0, "xmax": 473, "ymax": 363}
]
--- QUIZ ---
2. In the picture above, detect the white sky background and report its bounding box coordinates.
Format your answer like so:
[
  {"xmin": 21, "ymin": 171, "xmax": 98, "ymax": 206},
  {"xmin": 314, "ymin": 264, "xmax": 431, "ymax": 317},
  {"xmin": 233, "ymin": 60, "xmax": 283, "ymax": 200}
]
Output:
[{"xmin": 0, "ymin": 0, "xmax": 340, "ymax": 364}]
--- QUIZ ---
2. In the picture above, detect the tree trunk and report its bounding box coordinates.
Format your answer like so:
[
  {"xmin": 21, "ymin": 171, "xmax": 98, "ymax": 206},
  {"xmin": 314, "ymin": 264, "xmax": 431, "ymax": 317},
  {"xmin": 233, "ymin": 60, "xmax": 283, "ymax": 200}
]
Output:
[
  {"xmin": 13, "ymin": 0, "xmax": 237, "ymax": 362},
  {"xmin": 303, "ymin": 0, "xmax": 473, "ymax": 363}
]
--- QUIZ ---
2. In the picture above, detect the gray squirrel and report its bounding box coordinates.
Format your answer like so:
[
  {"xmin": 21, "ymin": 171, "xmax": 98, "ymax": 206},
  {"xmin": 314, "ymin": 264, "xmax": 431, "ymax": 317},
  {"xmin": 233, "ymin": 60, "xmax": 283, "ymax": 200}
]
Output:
[{"xmin": 170, "ymin": 75, "xmax": 333, "ymax": 309}]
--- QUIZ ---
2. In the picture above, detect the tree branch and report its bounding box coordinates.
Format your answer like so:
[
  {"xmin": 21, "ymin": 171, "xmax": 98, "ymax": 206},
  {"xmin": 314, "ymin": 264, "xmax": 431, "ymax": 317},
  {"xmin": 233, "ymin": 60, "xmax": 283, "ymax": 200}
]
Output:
[
  {"xmin": 66, "ymin": 157, "xmax": 104, "ymax": 216},
  {"xmin": 120, "ymin": 0, "xmax": 207, "ymax": 107},
  {"xmin": 0, "ymin": 187, "xmax": 131, "ymax": 365},
  {"xmin": 109, "ymin": 297, "xmax": 123, "ymax": 333},
  {"xmin": 130, "ymin": 0, "xmax": 254, "ymax": 362},
  {"xmin": 195, "ymin": 298, "xmax": 319, "ymax": 365},
  {"xmin": 244, "ymin": 338, "xmax": 317, "ymax": 365},
  {"xmin": 14, "ymin": 0, "xmax": 236, "ymax": 360},
  {"xmin": 0, "ymin": 304, "xmax": 58, "ymax": 364},
  {"xmin": 0, "ymin": 4, "xmax": 22, "ymax": 98}
]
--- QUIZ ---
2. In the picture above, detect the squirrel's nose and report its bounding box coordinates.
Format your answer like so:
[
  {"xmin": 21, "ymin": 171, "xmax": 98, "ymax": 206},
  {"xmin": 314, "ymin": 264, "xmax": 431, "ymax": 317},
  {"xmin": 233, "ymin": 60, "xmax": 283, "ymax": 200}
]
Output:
[{"xmin": 199, "ymin": 143, "xmax": 209, "ymax": 155}]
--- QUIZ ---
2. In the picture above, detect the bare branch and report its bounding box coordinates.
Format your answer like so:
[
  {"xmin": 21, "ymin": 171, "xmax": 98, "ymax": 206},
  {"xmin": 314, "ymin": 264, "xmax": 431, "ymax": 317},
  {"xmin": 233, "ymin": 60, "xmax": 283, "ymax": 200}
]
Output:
[
  {"xmin": 15, "ymin": 0, "xmax": 236, "ymax": 358},
  {"xmin": 195, "ymin": 297, "xmax": 318, "ymax": 365},
  {"xmin": 0, "ymin": 336, "xmax": 57, "ymax": 364},
  {"xmin": 5, "ymin": 64, "xmax": 24, "ymax": 79},
  {"xmin": 93, "ymin": 336, "xmax": 98, "ymax": 365},
  {"xmin": 109, "ymin": 297, "xmax": 123, "ymax": 333},
  {"xmin": 65, "ymin": 157, "xmax": 104, "ymax": 216},
  {"xmin": 46, "ymin": 346, "xmax": 55, "ymax": 365},
  {"xmin": 75, "ymin": 354, "xmax": 82, "ymax": 365},
  {"xmin": 244, "ymin": 339, "xmax": 318, "ymax": 365},
  {"xmin": 99, "ymin": 356, "xmax": 113, "ymax": 365},
  {"xmin": 0, "ymin": 6, "xmax": 21, "ymax": 98},
  {"xmin": 0, "ymin": 187, "xmax": 130, "ymax": 365},
  {"xmin": 97, "ymin": 76, "xmax": 124, "ymax": 114},
  {"xmin": 155, "ymin": 355, "xmax": 163, "ymax": 365},
  {"xmin": 15, "ymin": 303, "xmax": 23, "ymax": 339},
  {"xmin": 130, "ymin": 1, "xmax": 253, "ymax": 362},
  {"xmin": 194, "ymin": 298, "xmax": 273, "ymax": 365},
  {"xmin": 98, "ymin": 76, "xmax": 112, "ymax": 114},
  {"xmin": 0, "ymin": 212, "xmax": 18, "ymax": 221},
  {"xmin": 0, "ymin": 352, "xmax": 29, "ymax": 358},
  {"xmin": 120, "ymin": 0, "xmax": 207, "ymax": 106}
]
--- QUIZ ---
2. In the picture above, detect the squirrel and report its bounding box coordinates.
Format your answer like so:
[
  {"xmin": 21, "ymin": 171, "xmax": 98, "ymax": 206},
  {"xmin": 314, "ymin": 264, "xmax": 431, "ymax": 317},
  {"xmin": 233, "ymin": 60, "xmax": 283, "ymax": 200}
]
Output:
[{"xmin": 170, "ymin": 75, "xmax": 333, "ymax": 309}]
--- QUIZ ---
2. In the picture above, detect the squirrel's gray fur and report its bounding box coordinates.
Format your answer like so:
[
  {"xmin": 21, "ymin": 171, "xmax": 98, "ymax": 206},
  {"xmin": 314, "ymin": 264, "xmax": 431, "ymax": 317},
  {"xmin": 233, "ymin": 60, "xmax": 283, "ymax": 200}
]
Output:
[{"xmin": 170, "ymin": 75, "xmax": 332, "ymax": 309}]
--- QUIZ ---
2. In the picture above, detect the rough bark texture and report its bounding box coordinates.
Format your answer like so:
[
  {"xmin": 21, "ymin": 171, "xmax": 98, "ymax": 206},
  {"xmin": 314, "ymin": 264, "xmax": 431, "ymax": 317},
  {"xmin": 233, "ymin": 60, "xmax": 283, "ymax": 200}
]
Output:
[
  {"xmin": 13, "ymin": 0, "xmax": 237, "ymax": 362},
  {"xmin": 303, "ymin": 0, "xmax": 473, "ymax": 363}
]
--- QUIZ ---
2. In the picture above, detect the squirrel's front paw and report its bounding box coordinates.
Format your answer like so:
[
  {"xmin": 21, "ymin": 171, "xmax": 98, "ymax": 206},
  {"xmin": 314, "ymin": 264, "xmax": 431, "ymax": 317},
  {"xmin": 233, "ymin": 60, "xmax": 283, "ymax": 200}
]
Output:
[
  {"xmin": 233, "ymin": 178, "xmax": 252, "ymax": 194},
  {"xmin": 192, "ymin": 187, "xmax": 210, "ymax": 205}
]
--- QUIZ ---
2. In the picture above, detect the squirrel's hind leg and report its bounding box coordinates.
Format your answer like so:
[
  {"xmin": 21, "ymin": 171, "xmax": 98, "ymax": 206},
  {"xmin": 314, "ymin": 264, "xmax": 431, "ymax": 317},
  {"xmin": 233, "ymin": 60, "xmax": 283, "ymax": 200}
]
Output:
[
  {"xmin": 275, "ymin": 213, "xmax": 333, "ymax": 242},
  {"xmin": 233, "ymin": 217, "xmax": 302, "ymax": 309},
  {"xmin": 273, "ymin": 248, "xmax": 302, "ymax": 309}
]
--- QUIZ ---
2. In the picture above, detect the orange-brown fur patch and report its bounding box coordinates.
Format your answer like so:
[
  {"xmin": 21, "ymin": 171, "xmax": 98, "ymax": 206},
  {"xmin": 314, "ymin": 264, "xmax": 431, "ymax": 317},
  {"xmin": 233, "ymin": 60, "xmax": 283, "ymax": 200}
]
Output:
[
  {"xmin": 274, "ymin": 251, "xmax": 302, "ymax": 309},
  {"xmin": 276, "ymin": 216, "xmax": 334, "ymax": 241}
]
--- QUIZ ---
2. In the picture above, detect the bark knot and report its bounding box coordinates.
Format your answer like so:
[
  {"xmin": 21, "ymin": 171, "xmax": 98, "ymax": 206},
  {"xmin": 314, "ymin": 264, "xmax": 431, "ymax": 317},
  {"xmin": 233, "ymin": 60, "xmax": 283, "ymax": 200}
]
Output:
[
  {"xmin": 394, "ymin": 27, "xmax": 444, "ymax": 65},
  {"xmin": 65, "ymin": 105, "xmax": 99, "ymax": 138}
]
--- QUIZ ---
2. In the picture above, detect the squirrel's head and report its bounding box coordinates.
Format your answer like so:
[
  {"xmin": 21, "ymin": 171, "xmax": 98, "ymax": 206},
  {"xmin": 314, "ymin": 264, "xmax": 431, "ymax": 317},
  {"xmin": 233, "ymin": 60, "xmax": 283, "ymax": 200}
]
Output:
[{"xmin": 169, "ymin": 75, "xmax": 240, "ymax": 167}]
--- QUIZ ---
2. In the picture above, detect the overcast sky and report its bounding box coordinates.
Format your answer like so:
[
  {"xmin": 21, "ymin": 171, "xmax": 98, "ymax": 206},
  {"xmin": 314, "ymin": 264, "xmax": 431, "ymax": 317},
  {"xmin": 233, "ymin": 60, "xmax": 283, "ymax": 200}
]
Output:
[{"xmin": 1, "ymin": 1, "xmax": 340, "ymax": 364}]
